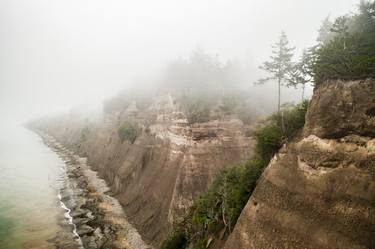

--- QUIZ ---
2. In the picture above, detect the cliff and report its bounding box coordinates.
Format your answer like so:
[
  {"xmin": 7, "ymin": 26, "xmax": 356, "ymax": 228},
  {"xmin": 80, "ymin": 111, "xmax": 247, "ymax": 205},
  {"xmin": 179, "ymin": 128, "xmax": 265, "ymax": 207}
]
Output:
[
  {"xmin": 224, "ymin": 78, "xmax": 375, "ymax": 249},
  {"xmin": 35, "ymin": 94, "xmax": 254, "ymax": 246}
]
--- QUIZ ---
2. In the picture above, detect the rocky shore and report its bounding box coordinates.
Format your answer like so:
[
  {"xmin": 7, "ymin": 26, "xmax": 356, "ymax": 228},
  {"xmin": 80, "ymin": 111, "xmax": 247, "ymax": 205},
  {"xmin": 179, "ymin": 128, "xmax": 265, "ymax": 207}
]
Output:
[{"xmin": 37, "ymin": 131, "xmax": 151, "ymax": 249}]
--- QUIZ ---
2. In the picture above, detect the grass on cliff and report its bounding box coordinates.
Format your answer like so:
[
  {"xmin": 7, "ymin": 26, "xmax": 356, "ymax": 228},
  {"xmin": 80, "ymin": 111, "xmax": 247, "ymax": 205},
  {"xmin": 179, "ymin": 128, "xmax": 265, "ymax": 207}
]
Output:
[
  {"xmin": 160, "ymin": 100, "xmax": 308, "ymax": 249},
  {"xmin": 117, "ymin": 121, "xmax": 140, "ymax": 144}
]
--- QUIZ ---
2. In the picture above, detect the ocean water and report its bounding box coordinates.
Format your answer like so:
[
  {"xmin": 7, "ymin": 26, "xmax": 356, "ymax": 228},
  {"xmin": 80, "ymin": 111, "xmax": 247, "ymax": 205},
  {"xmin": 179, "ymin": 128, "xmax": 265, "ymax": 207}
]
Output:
[{"xmin": 0, "ymin": 125, "xmax": 73, "ymax": 248}]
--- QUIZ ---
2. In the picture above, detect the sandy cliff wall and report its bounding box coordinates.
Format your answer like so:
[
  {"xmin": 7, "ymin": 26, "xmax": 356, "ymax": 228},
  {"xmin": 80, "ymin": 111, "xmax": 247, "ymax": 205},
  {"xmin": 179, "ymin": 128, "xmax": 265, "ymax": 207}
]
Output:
[
  {"xmin": 35, "ymin": 94, "xmax": 254, "ymax": 246},
  {"xmin": 224, "ymin": 79, "xmax": 375, "ymax": 249}
]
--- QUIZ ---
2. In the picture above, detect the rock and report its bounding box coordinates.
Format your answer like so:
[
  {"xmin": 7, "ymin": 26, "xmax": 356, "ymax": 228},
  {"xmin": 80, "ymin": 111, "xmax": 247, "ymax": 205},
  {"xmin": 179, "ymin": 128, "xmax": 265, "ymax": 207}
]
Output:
[
  {"xmin": 225, "ymin": 79, "xmax": 375, "ymax": 249},
  {"xmin": 304, "ymin": 78, "xmax": 375, "ymax": 138},
  {"xmin": 225, "ymin": 137, "xmax": 375, "ymax": 249},
  {"xmin": 82, "ymin": 228, "xmax": 106, "ymax": 249},
  {"xmin": 76, "ymin": 225, "xmax": 94, "ymax": 236},
  {"xmin": 93, "ymin": 227, "xmax": 106, "ymax": 248},
  {"xmin": 73, "ymin": 217, "xmax": 92, "ymax": 225},
  {"xmin": 70, "ymin": 209, "xmax": 89, "ymax": 218},
  {"xmin": 192, "ymin": 129, "xmax": 217, "ymax": 140}
]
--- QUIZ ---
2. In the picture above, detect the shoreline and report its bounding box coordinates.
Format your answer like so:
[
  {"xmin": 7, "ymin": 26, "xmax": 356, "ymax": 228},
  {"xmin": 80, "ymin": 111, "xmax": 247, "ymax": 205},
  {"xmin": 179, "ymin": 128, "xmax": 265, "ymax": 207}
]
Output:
[{"xmin": 35, "ymin": 130, "xmax": 151, "ymax": 249}]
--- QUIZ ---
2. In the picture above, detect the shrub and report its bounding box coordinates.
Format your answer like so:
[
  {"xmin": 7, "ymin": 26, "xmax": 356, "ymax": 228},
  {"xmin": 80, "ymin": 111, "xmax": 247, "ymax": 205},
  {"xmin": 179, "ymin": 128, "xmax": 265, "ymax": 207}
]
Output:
[
  {"xmin": 194, "ymin": 238, "xmax": 208, "ymax": 249},
  {"xmin": 80, "ymin": 126, "xmax": 91, "ymax": 143},
  {"xmin": 278, "ymin": 100, "xmax": 308, "ymax": 138},
  {"xmin": 256, "ymin": 100, "xmax": 308, "ymax": 161},
  {"xmin": 255, "ymin": 124, "xmax": 283, "ymax": 162},
  {"xmin": 186, "ymin": 105, "xmax": 210, "ymax": 124},
  {"xmin": 160, "ymin": 226, "xmax": 187, "ymax": 249},
  {"xmin": 181, "ymin": 97, "xmax": 212, "ymax": 124},
  {"xmin": 117, "ymin": 121, "xmax": 140, "ymax": 143}
]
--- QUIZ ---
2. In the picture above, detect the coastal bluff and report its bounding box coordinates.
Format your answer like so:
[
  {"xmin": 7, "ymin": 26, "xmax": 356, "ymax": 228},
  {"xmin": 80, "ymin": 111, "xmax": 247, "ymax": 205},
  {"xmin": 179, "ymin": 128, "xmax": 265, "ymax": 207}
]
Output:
[
  {"xmin": 224, "ymin": 79, "xmax": 375, "ymax": 249},
  {"xmin": 31, "ymin": 94, "xmax": 254, "ymax": 247}
]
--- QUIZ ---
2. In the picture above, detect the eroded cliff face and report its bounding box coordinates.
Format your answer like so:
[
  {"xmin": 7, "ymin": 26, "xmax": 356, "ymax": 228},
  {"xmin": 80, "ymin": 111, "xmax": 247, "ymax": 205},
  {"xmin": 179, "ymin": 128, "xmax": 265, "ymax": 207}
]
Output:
[
  {"xmin": 224, "ymin": 79, "xmax": 375, "ymax": 249},
  {"xmin": 304, "ymin": 79, "xmax": 375, "ymax": 138},
  {"xmin": 35, "ymin": 94, "xmax": 254, "ymax": 246}
]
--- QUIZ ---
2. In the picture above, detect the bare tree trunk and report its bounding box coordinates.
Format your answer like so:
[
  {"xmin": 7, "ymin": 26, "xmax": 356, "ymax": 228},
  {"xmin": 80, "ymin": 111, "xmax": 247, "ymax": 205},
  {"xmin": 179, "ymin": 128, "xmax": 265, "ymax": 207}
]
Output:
[
  {"xmin": 281, "ymin": 110, "xmax": 285, "ymax": 133},
  {"xmin": 278, "ymin": 77, "xmax": 281, "ymax": 112},
  {"xmin": 301, "ymin": 83, "xmax": 305, "ymax": 102},
  {"xmin": 222, "ymin": 202, "xmax": 227, "ymax": 227},
  {"xmin": 222, "ymin": 177, "xmax": 228, "ymax": 229}
]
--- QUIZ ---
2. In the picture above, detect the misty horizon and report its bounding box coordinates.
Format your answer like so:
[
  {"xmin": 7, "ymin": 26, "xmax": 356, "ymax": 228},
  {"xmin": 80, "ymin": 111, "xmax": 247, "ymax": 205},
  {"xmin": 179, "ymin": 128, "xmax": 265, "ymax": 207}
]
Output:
[
  {"xmin": 1, "ymin": 0, "xmax": 358, "ymax": 124},
  {"xmin": 0, "ymin": 1, "xmax": 374, "ymax": 248}
]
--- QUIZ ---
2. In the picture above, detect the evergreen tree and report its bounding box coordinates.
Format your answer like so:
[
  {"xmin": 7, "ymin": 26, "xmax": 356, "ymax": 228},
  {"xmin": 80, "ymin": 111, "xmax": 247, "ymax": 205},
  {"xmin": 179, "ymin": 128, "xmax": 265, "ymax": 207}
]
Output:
[
  {"xmin": 317, "ymin": 15, "xmax": 334, "ymax": 44},
  {"xmin": 287, "ymin": 48, "xmax": 315, "ymax": 100},
  {"xmin": 331, "ymin": 16, "xmax": 349, "ymax": 35},
  {"xmin": 256, "ymin": 31, "xmax": 295, "ymax": 112},
  {"xmin": 312, "ymin": 0, "xmax": 375, "ymax": 84}
]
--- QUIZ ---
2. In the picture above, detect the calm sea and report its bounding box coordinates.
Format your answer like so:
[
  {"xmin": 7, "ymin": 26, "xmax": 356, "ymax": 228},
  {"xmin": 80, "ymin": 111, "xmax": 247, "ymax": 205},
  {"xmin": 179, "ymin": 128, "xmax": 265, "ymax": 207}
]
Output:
[{"xmin": 0, "ymin": 125, "xmax": 75, "ymax": 249}]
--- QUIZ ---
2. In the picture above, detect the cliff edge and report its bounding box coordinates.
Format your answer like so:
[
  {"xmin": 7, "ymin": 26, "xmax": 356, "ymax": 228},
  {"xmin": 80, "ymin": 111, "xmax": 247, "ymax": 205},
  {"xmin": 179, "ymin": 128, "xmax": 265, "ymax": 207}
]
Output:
[
  {"xmin": 224, "ymin": 78, "xmax": 375, "ymax": 249},
  {"xmin": 34, "ymin": 94, "xmax": 254, "ymax": 246}
]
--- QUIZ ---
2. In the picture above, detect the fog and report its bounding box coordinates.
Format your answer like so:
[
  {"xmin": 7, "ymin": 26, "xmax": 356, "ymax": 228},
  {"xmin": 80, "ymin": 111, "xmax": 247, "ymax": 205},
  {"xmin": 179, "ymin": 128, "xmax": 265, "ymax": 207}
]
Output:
[{"xmin": 0, "ymin": 0, "xmax": 357, "ymax": 124}]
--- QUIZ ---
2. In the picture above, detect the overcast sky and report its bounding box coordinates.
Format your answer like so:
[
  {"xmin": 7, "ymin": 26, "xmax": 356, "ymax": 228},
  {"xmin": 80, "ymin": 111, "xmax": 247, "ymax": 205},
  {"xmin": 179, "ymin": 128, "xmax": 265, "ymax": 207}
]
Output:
[{"xmin": 0, "ymin": 0, "xmax": 358, "ymax": 124}]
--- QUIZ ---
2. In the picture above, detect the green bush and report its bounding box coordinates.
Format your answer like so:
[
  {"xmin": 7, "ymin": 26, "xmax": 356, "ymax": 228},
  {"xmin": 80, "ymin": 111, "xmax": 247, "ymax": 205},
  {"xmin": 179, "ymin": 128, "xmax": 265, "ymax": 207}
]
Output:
[
  {"xmin": 194, "ymin": 238, "xmax": 208, "ymax": 249},
  {"xmin": 278, "ymin": 100, "xmax": 308, "ymax": 138},
  {"xmin": 256, "ymin": 100, "xmax": 308, "ymax": 162},
  {"xmin": 255, "ymin": 124, "xmax": 283, "ymax": 162},
  {"xmin": 117, "ymin": 121, "xmax": 140, "ymax": 143},
  {"xmin": 160, "ymin": 226, "xmax": 187, "ymax": 249},
  {"xmin": 160, "ymin": 101, "xmax": 308, "ymax": 248}
]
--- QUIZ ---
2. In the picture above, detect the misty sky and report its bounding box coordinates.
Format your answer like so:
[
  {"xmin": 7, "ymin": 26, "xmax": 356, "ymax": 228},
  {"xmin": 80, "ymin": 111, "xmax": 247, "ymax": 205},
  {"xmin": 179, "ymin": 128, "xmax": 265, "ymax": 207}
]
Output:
[{"xmin": 0, "ymin": 0, "xmax": 358, "ymax": 124}]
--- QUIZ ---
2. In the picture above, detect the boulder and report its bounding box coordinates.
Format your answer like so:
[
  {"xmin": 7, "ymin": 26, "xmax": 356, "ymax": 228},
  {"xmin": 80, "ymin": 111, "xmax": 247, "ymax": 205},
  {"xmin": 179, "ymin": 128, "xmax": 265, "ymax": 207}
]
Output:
[{"xmin": 304, "ymin": 78, "xmax": 375, "ymax": 138}]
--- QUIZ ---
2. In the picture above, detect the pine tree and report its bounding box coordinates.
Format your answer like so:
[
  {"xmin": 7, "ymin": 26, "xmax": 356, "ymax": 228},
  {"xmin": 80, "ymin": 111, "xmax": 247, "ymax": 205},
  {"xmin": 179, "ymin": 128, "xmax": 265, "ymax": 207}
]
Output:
[
  {"xmin": 317, "ymin": 15, "xmax": 334, "ymax": 44},
  {"xmin": 287, "ymin": 48, "xmax": 315, "ymax": 101},
  {"xmin": 311, "ymin": 0, "xmax": 375, "ymax": 84},
  {"xmin": 256, "ymin": 31, "xmax": 295, "ymax": 112}
]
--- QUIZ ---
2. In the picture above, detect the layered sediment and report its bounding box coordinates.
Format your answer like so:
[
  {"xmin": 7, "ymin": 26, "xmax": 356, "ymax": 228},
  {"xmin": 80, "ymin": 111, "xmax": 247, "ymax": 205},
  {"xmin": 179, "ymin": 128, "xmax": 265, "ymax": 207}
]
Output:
[
  {"xmin": 32, "ymin": 94, "xmax": 254, "ymax": 246},
  {"xmin": 224, "ymin": 79, "xmax": 375, "ymax": 249}
]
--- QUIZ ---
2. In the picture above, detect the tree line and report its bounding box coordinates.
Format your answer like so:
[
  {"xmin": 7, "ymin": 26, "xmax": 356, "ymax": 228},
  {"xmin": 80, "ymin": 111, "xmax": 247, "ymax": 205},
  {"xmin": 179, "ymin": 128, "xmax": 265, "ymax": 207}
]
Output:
[{"xmin": 257, "ymin": 0, "xmax": 375, "ymax": 112}]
